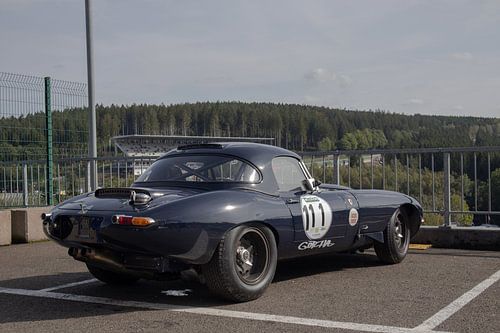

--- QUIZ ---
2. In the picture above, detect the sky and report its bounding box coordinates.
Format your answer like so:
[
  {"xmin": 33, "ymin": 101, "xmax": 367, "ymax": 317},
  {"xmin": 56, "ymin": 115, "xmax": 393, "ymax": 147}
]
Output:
[{"xmin": 1, "ymin": 0, "xmax": 500, "ymax": 118}]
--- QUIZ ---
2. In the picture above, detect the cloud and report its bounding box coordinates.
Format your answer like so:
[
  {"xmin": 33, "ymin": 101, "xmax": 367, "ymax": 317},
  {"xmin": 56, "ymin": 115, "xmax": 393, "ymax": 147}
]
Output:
[
  {"xmin": 452, "ymin": 105, "xmax": 464, "ymax": 111},
  {"xmin": 304, "ymin": 68, "xmax": 336, "ymax": 82},
  {"xmin": 451, "ymin": 52, "xmax": 473, "ymax": 60},
  {"xmin": 338, "ymin": 74, "xmax": 352, "ymax": 88}
]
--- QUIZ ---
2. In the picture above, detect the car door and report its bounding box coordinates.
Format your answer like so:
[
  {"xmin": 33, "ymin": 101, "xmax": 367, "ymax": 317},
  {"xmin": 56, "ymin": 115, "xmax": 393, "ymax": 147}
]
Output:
[{"xmin": 271, "ymin": 156, "xmax": 350, "ymax": 253}]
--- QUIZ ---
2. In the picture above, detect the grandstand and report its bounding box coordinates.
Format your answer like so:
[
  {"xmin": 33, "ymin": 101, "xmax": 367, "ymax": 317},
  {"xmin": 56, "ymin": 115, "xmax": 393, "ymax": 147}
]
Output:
[{"xmin": 111, "ymin": 135, "xmax": 275, "ymax": 157}]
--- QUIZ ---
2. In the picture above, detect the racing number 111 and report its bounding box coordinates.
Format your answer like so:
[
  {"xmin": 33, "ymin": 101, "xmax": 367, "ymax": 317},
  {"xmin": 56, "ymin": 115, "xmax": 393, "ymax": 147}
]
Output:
[{"xmin": 302, "ymin": 203, "xmax": 325, "ymax": 231}]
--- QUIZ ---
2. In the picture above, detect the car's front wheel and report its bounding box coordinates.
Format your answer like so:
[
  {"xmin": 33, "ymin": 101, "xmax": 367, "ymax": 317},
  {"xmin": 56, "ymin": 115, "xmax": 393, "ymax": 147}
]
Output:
[
  {"xmin": 86, "ymin": 263, "xmax": 139, "ymax": 285},
  {"xmin": 374, "ymin": 208, "xmax": 410, "ymax": 264},
  {"xmin": 202, "ymin": 224, "xmax": 277, "ymax": 302}
]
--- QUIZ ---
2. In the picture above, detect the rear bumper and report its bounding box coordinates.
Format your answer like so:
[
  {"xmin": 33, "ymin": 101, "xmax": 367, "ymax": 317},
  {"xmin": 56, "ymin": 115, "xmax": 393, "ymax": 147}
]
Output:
[
  {"xmin": 43, "ymin": 209, "xmax": 223, "ymax": 266},
  {"xmin": 44, "ymin": 220, "xmax": 193, "ymax": 277}
]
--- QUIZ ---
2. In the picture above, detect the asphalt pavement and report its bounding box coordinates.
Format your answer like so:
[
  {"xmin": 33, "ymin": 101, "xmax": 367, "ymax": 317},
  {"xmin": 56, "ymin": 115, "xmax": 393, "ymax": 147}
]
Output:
[{"xmin": 0, "ymin": 241, "xmax": 498, "ymax": 333}]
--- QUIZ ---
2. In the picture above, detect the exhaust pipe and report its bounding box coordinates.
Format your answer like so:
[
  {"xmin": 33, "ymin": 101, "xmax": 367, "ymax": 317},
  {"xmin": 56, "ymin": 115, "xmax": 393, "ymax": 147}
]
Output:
[
  {"xmin": 68, "ymin": 247, "xmax": 155, "ymax": 279},
  {"xmin": 69, "ymin": 247, "xmax": 125, "ymax": 272}
]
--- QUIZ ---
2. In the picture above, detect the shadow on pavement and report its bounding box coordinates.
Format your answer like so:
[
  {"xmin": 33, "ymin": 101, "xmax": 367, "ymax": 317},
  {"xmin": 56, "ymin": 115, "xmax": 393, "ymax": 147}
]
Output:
[
  {"xmin": 0, "ymin": 272, "xmax": 92, "ymax": 290},
  {"xmin": 0, "ymin": 252, "xmax": 384, "ymax": 324},
  {"xmin": 0, "ymin": 293, "xmax": 143, "ymax": 324},
  {"xmin": 274, "ymin": 252, "xmax": 382, "ymax": 282}
]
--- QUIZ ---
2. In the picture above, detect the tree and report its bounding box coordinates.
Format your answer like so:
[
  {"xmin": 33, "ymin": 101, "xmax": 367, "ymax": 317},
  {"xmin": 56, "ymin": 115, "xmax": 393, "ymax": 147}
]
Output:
[
  {"xmin": 340, "ymin": 133, "xmax": 357, "ymax": 150},
  {"xmin": 317, "ymin": 137, "xmax": 333, "ymax": 151}
]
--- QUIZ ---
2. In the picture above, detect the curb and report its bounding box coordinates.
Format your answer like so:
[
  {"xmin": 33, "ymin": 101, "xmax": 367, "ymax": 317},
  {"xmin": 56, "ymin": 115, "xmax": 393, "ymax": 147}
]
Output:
[{"xmin": 412, "ymin": 225, "xmax": 500, "ymax": 251}]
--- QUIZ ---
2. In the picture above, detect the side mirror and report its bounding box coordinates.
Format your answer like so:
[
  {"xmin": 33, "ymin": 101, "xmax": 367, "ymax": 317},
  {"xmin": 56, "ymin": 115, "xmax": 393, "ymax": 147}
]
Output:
[{"xmin": 301, "ymin": 178, "xmax": 316, "ymax": 192}]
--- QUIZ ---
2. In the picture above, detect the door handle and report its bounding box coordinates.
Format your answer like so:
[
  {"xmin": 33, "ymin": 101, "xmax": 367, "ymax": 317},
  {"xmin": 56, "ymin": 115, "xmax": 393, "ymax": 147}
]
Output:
[{"xmin": 286, "ymin": 198, "xmax": 299, "ymax": 204}]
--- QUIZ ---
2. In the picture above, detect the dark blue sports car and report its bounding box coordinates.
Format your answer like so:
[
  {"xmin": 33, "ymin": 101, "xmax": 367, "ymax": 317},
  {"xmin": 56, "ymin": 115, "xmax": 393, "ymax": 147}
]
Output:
[{"xmin": 43, "ymin": 143, "xmax": 423, "ymax": 302}]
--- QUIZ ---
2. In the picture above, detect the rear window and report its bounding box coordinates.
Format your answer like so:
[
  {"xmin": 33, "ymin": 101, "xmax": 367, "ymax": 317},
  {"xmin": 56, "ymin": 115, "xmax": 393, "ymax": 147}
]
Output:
[{"xmin": 136, "ymin": 155, "xmax": 261, "ymax": 183}]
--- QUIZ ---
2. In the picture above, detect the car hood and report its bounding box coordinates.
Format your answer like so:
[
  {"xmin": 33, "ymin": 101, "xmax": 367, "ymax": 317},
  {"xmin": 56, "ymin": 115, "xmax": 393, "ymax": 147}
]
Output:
[
  {"xmin": 348, "ymin": 189, "xmax": 422, "ymax": 209},
  {"xmin": 57, "ymin": 187, "xmax": 204, "ymax": 212}
]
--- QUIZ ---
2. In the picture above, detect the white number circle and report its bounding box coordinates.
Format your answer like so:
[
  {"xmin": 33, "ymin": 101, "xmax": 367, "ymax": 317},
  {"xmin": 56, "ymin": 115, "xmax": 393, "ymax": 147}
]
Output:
[{"xmin": 300, "ymin": 195, "xmax": 333, "ymax": 240}]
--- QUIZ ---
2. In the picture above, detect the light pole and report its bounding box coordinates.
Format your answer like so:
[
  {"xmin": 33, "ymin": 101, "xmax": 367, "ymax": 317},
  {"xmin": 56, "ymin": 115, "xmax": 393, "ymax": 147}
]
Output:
[{"xmin": 85, "ymin": 0, "xmax": 97, "ymax": 191}]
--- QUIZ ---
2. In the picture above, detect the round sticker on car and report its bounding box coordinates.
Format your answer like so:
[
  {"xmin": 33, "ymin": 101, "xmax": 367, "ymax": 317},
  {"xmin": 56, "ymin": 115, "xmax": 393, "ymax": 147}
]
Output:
[
  {"xmin": 349, "ymin": 208, "xmax": 359, "ymax": 226},
  {"xmin": 300, "ymin": 195, "xmax": 333, "ymax": 240}
]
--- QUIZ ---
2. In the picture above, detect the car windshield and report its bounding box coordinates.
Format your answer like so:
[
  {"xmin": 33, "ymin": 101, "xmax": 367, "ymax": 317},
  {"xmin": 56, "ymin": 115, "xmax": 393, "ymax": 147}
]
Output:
[{"xmin": 136, "ymin": 155, "xmax": 261, "ymax": 183}]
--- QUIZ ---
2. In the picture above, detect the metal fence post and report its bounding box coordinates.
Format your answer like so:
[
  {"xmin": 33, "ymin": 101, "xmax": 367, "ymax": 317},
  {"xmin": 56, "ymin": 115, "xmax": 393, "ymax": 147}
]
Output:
[
  {"xmin": 44, "ymin": 77, "xmax": 53, "ymax": 206},
  {"xmin": 443, "ymin": 153, "xmax": 451, "ymax": 227},
  {"xmin": 333, "ymin": 154, "xmax": 340, "ymax": 185},
  {"xmin": 85, "ymin": 162, "xmax": 90, "ymax": 192},
  {"xmin": 22, "ymin": 163, "xmax": 28, "ymax": 207},
  {"xmin": 322, "ymin": 155, "xmax": 326, "ymax": 183}
]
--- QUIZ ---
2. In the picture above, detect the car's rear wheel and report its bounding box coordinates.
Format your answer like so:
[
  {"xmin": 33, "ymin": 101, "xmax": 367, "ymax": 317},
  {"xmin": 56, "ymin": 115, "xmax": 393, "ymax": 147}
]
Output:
[
  {"xmin": 86, "ymin": 263, "xmax": 139, "ymax": 285},
  {"xmin": 374, "ymin": 208, "xmax": 410, "ymax": 264},
  {"xmin": 202, "ymin": 225, "xmax": 277, "ymax": 302}
]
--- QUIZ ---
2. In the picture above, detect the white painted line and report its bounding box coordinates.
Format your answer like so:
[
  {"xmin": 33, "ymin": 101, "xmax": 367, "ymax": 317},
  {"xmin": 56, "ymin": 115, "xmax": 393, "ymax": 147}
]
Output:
[
  {"xmin": 39, "ymin": 278, "xmax": 98, "ymax": 292},
  {"xmin": 0, "ymin": 286, "xmax": 449, "ymax": 333},
  {"xmin": 416, "ymin": 269, "xmax": 500, "ymax": 331}
]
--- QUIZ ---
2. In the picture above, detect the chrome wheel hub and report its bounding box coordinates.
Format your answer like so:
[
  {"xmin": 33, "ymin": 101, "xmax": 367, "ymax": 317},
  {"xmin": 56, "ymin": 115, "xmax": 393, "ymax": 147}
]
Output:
[
  {"xmin": 393, "ymin": 215, "xmax": 406, "ymax": 249},
  {"xmin": 237, "ymin": 246, "xmax": 253, "ymax": 267},
  {"xmin": 234, "ymin": 228, "xmax": 270, "ymax": 285}
]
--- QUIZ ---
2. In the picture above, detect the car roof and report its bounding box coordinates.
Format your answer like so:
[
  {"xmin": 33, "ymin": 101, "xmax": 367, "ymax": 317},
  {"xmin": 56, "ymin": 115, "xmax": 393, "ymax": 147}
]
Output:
[
  {"xmin": 161, "ymin": 142, "xmax": 301, "ymax": 167},
  {"xmin": 153, "ymin": 142, "xmax": 303, "ymax": 195}
]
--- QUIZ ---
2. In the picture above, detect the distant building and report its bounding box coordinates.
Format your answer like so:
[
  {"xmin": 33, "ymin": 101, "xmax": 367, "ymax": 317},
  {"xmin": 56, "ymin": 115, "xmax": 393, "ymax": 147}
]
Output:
[{"xmin": 111, "ymin": 135, "xmax": 275, "ymax": 175}]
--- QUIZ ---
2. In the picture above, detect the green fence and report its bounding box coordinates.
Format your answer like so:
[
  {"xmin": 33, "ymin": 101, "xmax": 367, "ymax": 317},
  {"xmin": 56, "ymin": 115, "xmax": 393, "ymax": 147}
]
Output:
[{"xmin": 0, "ymin": 72, "xmax": 88, "ymax": 206}]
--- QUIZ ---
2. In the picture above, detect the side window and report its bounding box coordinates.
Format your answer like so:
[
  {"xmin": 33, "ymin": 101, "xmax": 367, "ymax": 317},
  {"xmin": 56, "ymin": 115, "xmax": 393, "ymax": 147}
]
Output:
[{"xmin": 272, "ymin": 157, "xmax": 306, "ymax": 192}]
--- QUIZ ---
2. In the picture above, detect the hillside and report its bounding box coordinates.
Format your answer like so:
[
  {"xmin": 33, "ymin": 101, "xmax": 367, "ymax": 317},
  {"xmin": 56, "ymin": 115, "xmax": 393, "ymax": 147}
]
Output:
[{"xmin": 1, "ymin": 101, "xmax": 499, "ymax": 160}]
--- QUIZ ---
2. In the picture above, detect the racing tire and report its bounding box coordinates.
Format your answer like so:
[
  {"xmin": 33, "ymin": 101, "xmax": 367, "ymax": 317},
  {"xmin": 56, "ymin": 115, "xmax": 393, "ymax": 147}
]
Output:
[
  {"xmin": 202, "ymin": 224, "xmax": 277, "ymax": 302},
  {"xmin": 374, "ymin": 208, "xmax": 410, "ymax": 264},
  {"xmin": 86, "ymin": 263, "xmax": 139, "ymax": 285}
]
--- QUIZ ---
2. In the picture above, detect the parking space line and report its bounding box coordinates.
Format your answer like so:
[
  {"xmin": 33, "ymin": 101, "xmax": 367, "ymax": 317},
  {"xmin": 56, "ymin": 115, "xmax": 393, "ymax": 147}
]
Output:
[
  {"xmin": 39, "ymin": 278, "xmax": 98, "ymax": 292},
  {"xmin": 416, "ymin": 269, "xmax": 500, "ymax": 331},
  {"xmin": 0, "ymin": 286, "xmax": 450, "ymax": 333}
]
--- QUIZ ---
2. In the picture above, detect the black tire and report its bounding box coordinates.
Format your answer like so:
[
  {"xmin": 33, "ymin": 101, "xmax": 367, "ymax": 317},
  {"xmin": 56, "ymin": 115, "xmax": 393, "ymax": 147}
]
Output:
[
  {"xmin": 86, "ymin": 263, "xmax": 139, "ymax": 285},
  {"xmin": 202, "ymin": 225, "xmax": 277, "ymax": 302},
  {"xmin": 374, "ymin": 208, "xmax": 410, "ymax": 264}
]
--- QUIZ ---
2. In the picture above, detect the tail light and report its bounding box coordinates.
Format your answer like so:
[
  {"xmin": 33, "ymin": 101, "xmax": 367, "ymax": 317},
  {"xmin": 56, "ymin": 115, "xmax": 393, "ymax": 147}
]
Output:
[{"xmin": 112, "ymin": 215, "xmax": 155, "ymax": 226}]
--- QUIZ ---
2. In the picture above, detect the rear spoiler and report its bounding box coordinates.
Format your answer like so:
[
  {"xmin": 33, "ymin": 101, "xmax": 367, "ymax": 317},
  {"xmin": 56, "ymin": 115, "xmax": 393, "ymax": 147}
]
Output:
[{"xmin": 95, "ymin": 188, "xmax": 152, "ymax": 205}]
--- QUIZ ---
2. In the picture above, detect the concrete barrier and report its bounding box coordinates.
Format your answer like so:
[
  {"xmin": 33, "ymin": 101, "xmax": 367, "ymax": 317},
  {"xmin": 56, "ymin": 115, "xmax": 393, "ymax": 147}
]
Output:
[
  {"xmin": 0, "ymin": 210, "xmax": 12, "ymax": 246},
  {"xmin": 412, "ymin": 225, "xmax": 500, "ymax": 251},
  {"xmin": 11, "ymin": 207, "xmax": 52, "ymax": 243}
]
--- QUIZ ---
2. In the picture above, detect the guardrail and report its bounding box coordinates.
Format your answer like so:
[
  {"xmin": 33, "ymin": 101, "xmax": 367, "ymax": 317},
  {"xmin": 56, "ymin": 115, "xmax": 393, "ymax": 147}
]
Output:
[
  {"xmin": 300, "ymin": 146, "xmax": 500, "ymax": 227},
  {"xmin": 1, "ymin": 146, "xmax": 499, "ymax": 227},
  {"xmin": 0, "ymin": 157, "xmax": 155, "ymax": 207}
]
